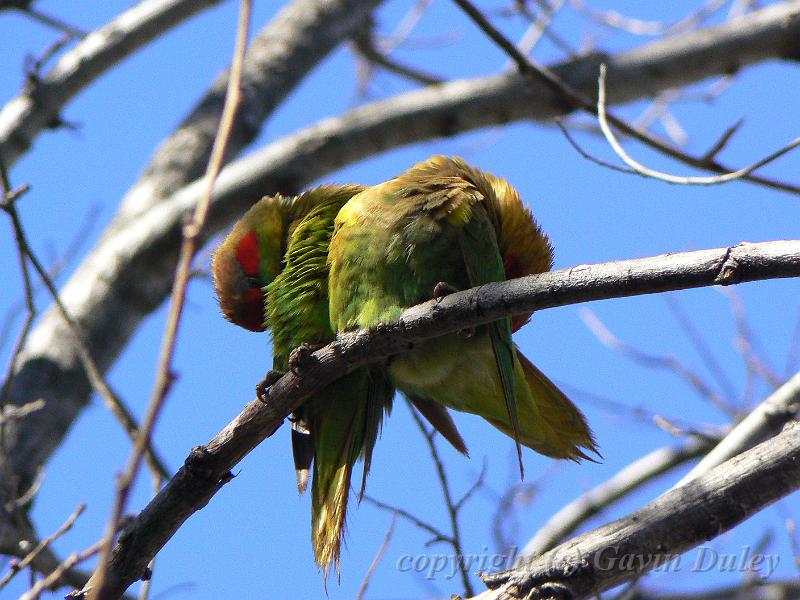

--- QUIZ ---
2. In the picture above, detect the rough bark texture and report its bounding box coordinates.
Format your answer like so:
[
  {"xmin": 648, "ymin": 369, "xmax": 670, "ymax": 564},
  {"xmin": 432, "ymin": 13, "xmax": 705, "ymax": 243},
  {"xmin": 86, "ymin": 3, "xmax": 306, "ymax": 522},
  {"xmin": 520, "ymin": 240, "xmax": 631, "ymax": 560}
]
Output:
[{"xmin": 474, "ymin": 420, "xmax": 800, "ymax": 599}]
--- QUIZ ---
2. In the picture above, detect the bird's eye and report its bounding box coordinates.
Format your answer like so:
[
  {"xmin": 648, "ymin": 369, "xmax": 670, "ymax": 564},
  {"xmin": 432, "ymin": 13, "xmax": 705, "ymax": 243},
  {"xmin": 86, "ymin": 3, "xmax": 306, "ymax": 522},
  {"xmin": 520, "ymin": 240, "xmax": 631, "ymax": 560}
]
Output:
[{"xmin": 246, "ymin": 276, "xmax": 262, "ymax": 289}]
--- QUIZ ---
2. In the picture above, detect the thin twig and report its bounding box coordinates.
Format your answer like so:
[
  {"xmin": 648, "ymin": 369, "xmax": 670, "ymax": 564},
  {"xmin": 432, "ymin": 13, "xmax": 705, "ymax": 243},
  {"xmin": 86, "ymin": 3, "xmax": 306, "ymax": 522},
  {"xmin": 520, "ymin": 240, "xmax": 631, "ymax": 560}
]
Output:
[
  {"xmin": 0, "ymin": 504, "xmax": 86, "ymax": 591},
  {"xmin": 137, "ymin": 474, "xmax": 164, "ymax": 600},
  {"xmin": 409, "ymin": 405, "xmax": 474, "ymax": 596},
  {"xmin": 354, "ymin": 25, "xmax": 444, "ymax": 86},
  {"xmin": 664, "ymin": 294, "xmax": 738, "ymax": 406},
  {"xmin": 786, "ymin": 307, "xmax": 800, "ymax": 378},
  {"xmin": 356, "ymin": 512, "xmax": 397, "ymax": 600},
  {"xmin": 455, "ymin": 458, "xmax": 488, "ymax": 512},
  {"xmin": 596, "ymin": 64, "xmax": 800, "ymax": 186},
  {"xmin": 20, "ymin": 539, "xmax": 103, "ymax": 600},
  {"xmin": 88, "ymin": 4, "xmax": 252, "ymax": 596},
  {"xmin": 381, "ymin": 0, "xmax": 435, "ymax": 51},
  {"xmin": 510, "ymin": 0, "xmax": 570, "ymax": 64},
  {"xmin": 719, "ymin": 287, "xmax": 783, "ymax": 389},
  {"xmin": 580, "ymin": 308, "xmax": 733, "ymax": 416},
  {"xmin": 362, "ymin": 495, "xmax": 449, "ymax": 543},
  {"xmin": 555, "ymin": 119, "xmax": 638, "ymax": 175},
  {"xmin": 12, "ymin": 6, "xmax": 87, "ymax": 38},
  {"xmin": 451, "ymin": 0, "xmax": 800, "ymax": 195},
  {"xmin": 0, "ymin": 400, "xmax": 45, "ymax": 427}
]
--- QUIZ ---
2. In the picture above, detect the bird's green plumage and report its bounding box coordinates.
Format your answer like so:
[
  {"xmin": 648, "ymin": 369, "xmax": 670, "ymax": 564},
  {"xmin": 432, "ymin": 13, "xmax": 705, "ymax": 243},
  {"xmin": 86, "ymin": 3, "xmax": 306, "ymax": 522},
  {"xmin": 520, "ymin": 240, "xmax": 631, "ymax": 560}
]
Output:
[
  {"xmin": 215, "ymin": 182, "xmax": 468, "ymax": 577},
  {"xmin": 263, "ymin": 185, "xmax": 395, "ymax": 578},
  {"xmin": 329, "ymin": 156, "xmax": 597, "ymax": 465}
]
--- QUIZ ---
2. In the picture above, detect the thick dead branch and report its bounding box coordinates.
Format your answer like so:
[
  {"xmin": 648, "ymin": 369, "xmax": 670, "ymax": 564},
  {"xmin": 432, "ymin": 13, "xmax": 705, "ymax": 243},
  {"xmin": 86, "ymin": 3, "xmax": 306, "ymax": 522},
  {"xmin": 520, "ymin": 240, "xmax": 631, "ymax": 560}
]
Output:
[
  {"xmin": 473, "ymin": 420, "xmax": 800, "ymax": 599},
  {"xmin": 72, "ymin": 241, "xmax": 800, "ymax": 599},
  {"xmin": 519, "ymin": 435, "xmax": 716, "ymax": 558}
]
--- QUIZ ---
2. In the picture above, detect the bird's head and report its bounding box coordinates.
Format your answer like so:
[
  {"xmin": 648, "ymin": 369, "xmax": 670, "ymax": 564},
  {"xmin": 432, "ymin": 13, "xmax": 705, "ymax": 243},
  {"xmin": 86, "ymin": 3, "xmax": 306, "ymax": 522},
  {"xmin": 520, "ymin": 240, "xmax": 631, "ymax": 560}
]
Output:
[{"xmin": 212, "ymin": 195, "xmax": 290, "ymax": 332}]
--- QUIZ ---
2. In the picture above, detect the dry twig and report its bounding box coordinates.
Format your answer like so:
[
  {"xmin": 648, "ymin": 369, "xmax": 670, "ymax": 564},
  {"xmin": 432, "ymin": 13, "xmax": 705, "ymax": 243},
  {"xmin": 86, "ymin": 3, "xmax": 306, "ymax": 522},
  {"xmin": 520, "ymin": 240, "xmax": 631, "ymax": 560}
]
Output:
[
  {"xmin": 356, "ymin": 512, "xmax": 397, "ymax": 600},
  {"xmin": 86, "ymin": 2, "xmax": 252, "ymax": 597},
  {"xmin": 0, "ymin": 503, "xmax": 85, "ymax": 591},
  {"xmin": 409, "ymin": 405, "xmax": 474, "ymax": 595},
  {"xmin": 596, "ymin": 64, "xmax": 800, "ymax": 187},
  {"xmin": 452, "ymin": 0, "xmax": 800, "ymax": 195}
]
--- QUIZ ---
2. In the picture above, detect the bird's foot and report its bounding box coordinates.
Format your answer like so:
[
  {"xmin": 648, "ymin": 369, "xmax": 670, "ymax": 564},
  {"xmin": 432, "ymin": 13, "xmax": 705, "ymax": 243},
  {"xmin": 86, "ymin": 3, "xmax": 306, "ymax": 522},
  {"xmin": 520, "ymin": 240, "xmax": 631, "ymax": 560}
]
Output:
[
  {"xmin": 457, "ymin": 327, "xmax": 476, "ymax": 339},
  {"xmin": 531, "ymin": 582, "xmax": 573, "ymax": 600},
  {"xmin": 432, "ymin": 281, "xmax": 459, "ymax": 303},
  {"xmin": 256, "ymin": 369, "xmax": 284, "ymax": 403},
  {"xmin": 433, "ymin": 282, "xmax": 474, "ymax": 337},
  {"xmin": 289, "ymin": 342, "xmax": 324, "ymax": 375}
]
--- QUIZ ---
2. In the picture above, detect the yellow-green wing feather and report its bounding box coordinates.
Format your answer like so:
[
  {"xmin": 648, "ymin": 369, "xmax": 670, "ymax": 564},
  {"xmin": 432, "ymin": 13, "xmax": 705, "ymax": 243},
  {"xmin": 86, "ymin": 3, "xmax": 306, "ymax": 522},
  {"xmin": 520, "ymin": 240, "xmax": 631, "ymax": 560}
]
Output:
[{"xmin": 456, "ymin": 204, "xmax": 526, "ymax": 477}]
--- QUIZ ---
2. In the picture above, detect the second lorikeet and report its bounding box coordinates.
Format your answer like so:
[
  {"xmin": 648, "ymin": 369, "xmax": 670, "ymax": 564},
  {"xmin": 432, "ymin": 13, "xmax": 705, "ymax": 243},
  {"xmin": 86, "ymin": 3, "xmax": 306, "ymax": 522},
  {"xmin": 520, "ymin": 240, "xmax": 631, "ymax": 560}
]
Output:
[
  {"xmin": 212, "ymin": 185, "xmax": 466, "ymax": 577},
  {"xmin": 328, "ymin": 156, "xmax": 598, "ymax": 476}
]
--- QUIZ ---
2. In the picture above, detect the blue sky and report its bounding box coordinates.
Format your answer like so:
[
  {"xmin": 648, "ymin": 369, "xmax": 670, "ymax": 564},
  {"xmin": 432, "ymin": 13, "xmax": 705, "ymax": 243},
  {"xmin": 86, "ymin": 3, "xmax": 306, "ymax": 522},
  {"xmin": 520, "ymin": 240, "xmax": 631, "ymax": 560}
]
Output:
[{"xmin": 2, "ymin": 1, "xmax": 799, "ymax": 598}]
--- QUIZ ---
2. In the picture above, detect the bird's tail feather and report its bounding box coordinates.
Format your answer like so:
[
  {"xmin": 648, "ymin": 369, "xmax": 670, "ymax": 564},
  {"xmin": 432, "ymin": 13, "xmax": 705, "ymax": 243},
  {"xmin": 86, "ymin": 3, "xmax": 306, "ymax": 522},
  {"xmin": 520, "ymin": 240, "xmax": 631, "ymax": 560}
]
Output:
[
  {"xmin": 514, "ymin": 347, "xmax": 599, "ymax": 461},
  {"xmin": 311, "ymin": 369, "xmax": 392, "ymax": 579}
]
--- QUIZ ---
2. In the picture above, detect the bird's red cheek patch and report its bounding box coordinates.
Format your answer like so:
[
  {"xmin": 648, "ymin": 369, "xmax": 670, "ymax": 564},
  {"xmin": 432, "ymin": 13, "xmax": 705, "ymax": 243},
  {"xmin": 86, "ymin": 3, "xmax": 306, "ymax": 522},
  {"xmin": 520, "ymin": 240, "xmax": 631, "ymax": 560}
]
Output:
[
  {"xmin": 236, "ymin": 230, "xmax": 261, "ymax": 276},
  {"xmin": 241, "ymin": 288, "xmax": 266, "ymax": 332}
]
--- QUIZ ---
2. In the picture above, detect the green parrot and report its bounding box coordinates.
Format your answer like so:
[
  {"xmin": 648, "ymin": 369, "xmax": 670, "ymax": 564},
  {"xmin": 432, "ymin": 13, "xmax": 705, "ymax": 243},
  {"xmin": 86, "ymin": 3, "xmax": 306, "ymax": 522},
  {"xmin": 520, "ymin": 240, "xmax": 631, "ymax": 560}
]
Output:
[
  {"xmin": 328, "ymin": 156, "xmax": 598, "ymax": 475},
  {"xmin": 212, "ymin": 185, "xmax": 467, "ymax": 578}
]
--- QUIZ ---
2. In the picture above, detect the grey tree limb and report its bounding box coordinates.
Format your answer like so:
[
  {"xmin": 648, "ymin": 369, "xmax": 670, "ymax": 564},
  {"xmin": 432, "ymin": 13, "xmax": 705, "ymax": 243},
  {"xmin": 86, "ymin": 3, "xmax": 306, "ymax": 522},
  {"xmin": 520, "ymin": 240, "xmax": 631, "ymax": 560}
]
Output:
[
  {"xmin": 3, "ymin": 0, "xmax": 800, "ymax": 566},
  {"xmin": 674, "ymin": 370, "xmax": 800, "ymax": 487},
  {"xmin": 471, "ymin": 420, "xmax": 800, "ymax": 600},
  {"xmin": 71, "ymin": 240, "xmax": 800, "ymax": 599},
  {"xmin": 0, "ymin": 0, "xmax": 227, "ymax": 166}
]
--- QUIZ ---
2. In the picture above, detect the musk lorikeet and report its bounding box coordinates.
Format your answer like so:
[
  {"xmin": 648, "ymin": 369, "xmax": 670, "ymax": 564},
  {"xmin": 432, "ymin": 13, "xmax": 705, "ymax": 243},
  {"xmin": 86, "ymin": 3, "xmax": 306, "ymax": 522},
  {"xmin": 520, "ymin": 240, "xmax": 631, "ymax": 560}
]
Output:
[
  {"xmin": 328, "ymin": 156, "xmax": 598, "ymax": 477},
  {"xmin": 212, "ymin": 185, "xmax": 466, "ymax": 578}
]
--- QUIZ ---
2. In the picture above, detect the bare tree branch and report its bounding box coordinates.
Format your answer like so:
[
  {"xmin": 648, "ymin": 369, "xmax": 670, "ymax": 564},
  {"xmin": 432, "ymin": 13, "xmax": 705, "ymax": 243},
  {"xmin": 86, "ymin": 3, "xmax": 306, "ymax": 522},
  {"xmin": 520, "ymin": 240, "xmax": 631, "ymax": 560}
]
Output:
[
  {"xmin": 519, "ymin": 434, "xmax": 717, "ymax": 558},
  {"xmin": 356, "ymin": 512, "xmax": 396, "ymax": 600},
  {"xmin": 473, "ymin": 420, "xmax": 800, "ymax": 600},
  {"xmin": 70, "ymin": 240, "xmax": 800, "ymax": 599},
  {"xmin": 453, "ymin": 0, "xmax": 800, "ymax": 194},
  {"xmin": 0, "ymin": 0, "xmax": 228, "ymax": 165}
]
